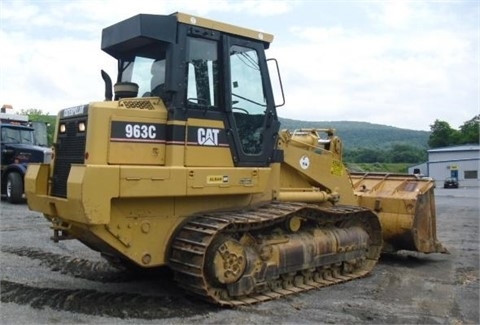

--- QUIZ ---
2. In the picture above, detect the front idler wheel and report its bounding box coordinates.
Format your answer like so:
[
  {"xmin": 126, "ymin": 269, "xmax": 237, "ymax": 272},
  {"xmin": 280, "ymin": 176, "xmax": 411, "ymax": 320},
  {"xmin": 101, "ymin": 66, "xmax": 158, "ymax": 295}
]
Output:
[{"xmin": 208, "ymin": 236, "xmax": 247, "ymax": 285}]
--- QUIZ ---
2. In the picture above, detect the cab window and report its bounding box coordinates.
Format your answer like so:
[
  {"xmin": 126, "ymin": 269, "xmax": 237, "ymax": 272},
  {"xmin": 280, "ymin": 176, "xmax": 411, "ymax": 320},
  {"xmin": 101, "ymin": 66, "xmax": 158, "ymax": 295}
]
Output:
[
  {"xmin": 186, "ymin": 37, "xmax": 219, "ymax": 108},
  {"xmin": 230, "ymin": 45, "xmax": 266, "ymax": 155}
]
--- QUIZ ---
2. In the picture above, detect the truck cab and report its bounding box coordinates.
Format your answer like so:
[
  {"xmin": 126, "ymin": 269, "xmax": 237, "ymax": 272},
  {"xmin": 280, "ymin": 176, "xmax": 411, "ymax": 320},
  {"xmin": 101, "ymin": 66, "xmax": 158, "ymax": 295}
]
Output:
[{"xmin": 1, "ymin": 109, "xmax": 52, "ymax": 203}]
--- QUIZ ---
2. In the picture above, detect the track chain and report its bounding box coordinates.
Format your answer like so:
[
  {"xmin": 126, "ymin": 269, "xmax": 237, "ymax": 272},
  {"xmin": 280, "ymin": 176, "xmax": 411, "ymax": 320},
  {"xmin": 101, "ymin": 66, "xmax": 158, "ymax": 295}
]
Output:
[{"xmin": 169, "ymin": 202, "xmax": 382, "ymax": 306}]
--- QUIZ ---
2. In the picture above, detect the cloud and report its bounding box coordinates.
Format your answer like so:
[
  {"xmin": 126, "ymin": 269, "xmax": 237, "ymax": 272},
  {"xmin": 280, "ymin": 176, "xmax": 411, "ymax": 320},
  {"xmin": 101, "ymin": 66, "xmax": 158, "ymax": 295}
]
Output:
[
  {"xmin": 0, "ymin": 0, "xmax": 477, "ymax": 131},
  {"xmin": 269, "ymin": 1, "xmax": 478, "ymax": 130},
  {"xmin": 383, "ymin": 0, "xmax": 412, "ymax": 28}
]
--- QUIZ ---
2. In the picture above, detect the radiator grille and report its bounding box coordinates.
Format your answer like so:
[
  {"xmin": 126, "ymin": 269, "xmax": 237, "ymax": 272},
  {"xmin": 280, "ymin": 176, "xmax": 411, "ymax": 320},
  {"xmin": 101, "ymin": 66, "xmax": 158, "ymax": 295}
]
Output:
[{"xmin": 51, "ymin": 116, "xmax": 87, "ymax": 198}]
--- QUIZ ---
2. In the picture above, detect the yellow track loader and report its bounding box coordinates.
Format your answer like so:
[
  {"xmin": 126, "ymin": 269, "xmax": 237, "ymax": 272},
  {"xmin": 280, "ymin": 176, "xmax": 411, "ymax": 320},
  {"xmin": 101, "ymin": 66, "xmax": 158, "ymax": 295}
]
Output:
[{"xmin": 25, "ymin": 12, "xmax": 446, "ymax": 306}]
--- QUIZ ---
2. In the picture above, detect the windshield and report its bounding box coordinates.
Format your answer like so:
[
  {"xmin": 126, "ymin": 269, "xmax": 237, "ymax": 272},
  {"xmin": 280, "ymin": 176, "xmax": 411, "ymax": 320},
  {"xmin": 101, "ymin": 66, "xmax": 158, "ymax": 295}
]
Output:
[{"xmin": 1, "ymin": 126, "xmax": 35, "ymax": 145}]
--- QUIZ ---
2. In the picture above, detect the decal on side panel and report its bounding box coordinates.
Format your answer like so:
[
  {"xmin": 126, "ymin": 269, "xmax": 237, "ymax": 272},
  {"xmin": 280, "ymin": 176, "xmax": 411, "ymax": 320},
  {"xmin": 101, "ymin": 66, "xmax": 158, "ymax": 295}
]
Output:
[
  {"xmin": 110, "ymin": 121, "xmax": 166, "ymax": 143},
  {"xmin": 187, "ymin": 126, "xmax": 229, "ymax": 147}
]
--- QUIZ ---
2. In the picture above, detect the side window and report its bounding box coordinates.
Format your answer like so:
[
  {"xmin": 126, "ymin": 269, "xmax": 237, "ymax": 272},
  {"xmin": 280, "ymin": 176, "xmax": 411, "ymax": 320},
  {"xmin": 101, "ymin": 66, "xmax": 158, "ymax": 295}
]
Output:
[
  {"xmin": 1, "ymin": 128, "xmax": 6, "ymax": 143},
  {"xmin": 230, "ymin": 45, "xmax": 266, "ymax": 155},
  {"xmin": 230, "ymin": 46, "xmax": 266, "ymax": 115},
  {"xmin": 149, "ymin": 59, "xmax": 166, "ymax": 97},
  {"xmin": 120, "ymin": 57, "xmax": 163, "ymax": 98},
  {"xmin": 186, "ymin": 37, "xmax": 219, "ymax": 107}
]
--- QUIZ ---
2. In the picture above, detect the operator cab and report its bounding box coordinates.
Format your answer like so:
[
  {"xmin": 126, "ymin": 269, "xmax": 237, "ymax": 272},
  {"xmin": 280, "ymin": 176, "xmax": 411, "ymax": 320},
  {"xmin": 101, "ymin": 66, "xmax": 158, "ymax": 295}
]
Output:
[{"xmin": 101, "ymin": 12, "xmax": 283, "ymax": 167}]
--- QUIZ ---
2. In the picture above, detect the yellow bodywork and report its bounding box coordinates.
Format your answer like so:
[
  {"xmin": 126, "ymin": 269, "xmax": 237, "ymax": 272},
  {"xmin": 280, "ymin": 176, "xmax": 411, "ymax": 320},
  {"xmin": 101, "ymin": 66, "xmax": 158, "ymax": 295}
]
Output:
[
  {"xmin": 277, "ymin": 129, "xmax": 355, "ymax": 205},
  {"xmin": 26, "ymin": 99, "xmax": 277, "ymax": 267},
  {"xmin": 25, "ymin": 101, "xmax": 446, "ymax": 270},
  {"xmin": 26, "ymin": 112, "xmax": 446, "ymax": 268},
  {"xmin": 174, "ymin": 12, "xmax": 274, "ymax": 43},
  {"xmin": 25, "ymin": 101, "xmax": 356, "ymax": 267}
]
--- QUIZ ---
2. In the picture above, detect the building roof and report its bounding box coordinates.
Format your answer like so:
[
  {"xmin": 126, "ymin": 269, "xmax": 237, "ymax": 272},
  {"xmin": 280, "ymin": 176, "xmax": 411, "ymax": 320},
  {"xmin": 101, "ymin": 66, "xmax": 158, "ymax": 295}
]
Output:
[{"xmin": 428, "ymin": 144, "xmax": 480, "ymax": 153}]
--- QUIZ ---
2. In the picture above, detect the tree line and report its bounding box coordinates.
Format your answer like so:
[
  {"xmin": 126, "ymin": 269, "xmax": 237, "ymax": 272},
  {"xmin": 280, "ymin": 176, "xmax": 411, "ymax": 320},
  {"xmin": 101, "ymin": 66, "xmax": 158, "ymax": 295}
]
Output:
[
  {"xmin": 344, "ymin": 115, "xmax": 480, "ymax": 163},
  {"xmin": 345, "ymin": 115, "xmax": 478, "ymax": 164},
  {"xmin": 428, "ymin": 115, "xmax": 479, "ymax": 148},
  {"xmin": 344, "ymin": 144, "xmax": 427, "ymax": 164}
]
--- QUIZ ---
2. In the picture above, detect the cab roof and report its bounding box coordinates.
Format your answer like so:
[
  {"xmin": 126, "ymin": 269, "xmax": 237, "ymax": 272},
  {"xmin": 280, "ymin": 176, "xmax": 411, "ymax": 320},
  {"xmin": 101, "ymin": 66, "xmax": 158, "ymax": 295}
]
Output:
[
  {"xmin": 174, "ymin": 12, "xmax": 273, "ymax": 43},
  {"xmin": 102, "ymin": 12, "xmax": 273, "ymax": 57}
]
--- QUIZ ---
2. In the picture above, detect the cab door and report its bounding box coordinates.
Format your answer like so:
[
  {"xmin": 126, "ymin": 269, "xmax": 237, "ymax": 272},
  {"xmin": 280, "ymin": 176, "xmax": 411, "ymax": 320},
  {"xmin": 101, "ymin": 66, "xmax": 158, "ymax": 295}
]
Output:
[
  {"xmin": 176, "ymin": 27, "xmax": 281, "ymax": 168},
  {"xmin": 223, "ymin": 37, "xmax": 280, "ymax": 167}
]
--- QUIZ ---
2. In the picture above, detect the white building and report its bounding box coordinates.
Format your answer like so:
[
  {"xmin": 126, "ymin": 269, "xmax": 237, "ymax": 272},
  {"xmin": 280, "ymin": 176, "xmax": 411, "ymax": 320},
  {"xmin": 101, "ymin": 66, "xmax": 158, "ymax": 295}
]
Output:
[{"xmin": 409, "ymin": 144, "xmax": 480, "ymax": 187}]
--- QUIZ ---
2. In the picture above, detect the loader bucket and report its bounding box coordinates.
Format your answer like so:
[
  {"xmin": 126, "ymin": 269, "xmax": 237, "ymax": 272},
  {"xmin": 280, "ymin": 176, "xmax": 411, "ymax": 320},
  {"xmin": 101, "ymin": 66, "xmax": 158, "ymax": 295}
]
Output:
[{"xmin": 350, "ymin": 172, "xmax": 448, "ymax": 254}]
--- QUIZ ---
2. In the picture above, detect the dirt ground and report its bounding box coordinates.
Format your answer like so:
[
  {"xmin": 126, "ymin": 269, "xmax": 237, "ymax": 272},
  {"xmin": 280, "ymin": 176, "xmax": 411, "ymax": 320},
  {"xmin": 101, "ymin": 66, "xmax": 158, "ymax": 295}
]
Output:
[{"xmin": 0, "ymin": 187, "xmax": 478, "ymax": 324}]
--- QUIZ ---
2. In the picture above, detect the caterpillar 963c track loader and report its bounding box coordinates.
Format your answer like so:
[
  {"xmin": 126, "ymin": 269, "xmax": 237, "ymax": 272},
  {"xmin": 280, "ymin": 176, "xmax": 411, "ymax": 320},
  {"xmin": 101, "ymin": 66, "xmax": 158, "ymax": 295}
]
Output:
[{"xmin": 25, "ymin": 12, "xmax": 447, "ymax": 306}]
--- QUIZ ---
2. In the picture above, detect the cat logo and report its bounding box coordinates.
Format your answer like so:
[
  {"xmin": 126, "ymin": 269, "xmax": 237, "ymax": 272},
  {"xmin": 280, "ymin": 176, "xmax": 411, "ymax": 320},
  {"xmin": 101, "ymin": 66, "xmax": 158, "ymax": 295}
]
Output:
[{"xmin": 198, "ymin": 128, "xmax": 220, "ymax": 146}]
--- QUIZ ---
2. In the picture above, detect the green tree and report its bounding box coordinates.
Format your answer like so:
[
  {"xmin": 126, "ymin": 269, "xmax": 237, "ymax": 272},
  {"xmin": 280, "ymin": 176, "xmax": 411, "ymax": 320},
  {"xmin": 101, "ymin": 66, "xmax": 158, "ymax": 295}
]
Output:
[
  {"xmin": 458, "ymin": 115, "xmax": 479, "ymax": 144},
  {"xmin": 428, "ymin": 120, "xmax": 458, "ymax": 148},
  {"xmin": 428, "ymin": 116, "xmax": 479, "ymax": 148},
  {"xmin": 387, "ymin": 144, "xmax": 427, "ymax": 163},
  {"xmin": 344, "ymin": 148, "xmax": 387, "ymax": 163},
  {"xmin": 20, "ymin": 108, "xmax": 56, "ymax": 146}
]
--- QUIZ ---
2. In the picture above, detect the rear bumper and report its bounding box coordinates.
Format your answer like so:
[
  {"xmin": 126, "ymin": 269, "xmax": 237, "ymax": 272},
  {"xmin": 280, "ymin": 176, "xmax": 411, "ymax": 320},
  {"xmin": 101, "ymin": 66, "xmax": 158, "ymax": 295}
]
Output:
[{"xmin": 25, "ymin": 163, "xmax": 119, "ymax": 225}]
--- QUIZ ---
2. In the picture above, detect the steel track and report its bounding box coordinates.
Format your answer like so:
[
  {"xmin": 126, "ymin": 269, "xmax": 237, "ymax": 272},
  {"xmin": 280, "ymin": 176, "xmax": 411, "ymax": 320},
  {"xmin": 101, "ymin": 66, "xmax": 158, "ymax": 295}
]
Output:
[{"xmin": 169, "ymin": 202, "xmax": 383, "ymax": 306}]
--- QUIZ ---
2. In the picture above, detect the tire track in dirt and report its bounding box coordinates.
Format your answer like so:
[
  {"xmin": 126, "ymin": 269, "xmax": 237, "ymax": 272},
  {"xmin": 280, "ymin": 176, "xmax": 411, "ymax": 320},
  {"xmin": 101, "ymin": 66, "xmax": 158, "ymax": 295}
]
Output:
[
  {"xmin": 0, "ymin": 280, "xmax": 214, "ymax": 319},
  {"xmin": 2, "ymin": 246, "xmax": 131, "ymax": 282},
  {"xmin": 1, "ymin": 246, "xmax": 217, "ymax": 319}
]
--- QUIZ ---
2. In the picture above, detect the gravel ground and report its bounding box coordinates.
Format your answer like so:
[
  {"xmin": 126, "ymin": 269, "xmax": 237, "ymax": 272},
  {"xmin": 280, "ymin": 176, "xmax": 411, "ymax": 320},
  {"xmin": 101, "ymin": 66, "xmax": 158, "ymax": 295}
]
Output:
[{"xmin": 0, "ymin": 187, "xmax": 478, "ymax": 324}]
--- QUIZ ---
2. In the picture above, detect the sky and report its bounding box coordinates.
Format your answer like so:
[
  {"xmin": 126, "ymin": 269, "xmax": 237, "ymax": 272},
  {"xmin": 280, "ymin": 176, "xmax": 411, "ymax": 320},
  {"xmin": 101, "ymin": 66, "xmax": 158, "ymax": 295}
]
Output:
[{"xmin": 0, "ymin": 0, "xmax": 478, "ymax": 131}]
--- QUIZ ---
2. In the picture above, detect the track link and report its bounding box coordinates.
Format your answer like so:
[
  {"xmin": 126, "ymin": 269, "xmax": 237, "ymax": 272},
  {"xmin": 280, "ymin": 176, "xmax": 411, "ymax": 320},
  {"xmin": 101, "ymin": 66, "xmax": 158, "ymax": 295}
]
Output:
[{"xmin": 169, "ymin": 202, "xmax": 382, "ymax": 306}]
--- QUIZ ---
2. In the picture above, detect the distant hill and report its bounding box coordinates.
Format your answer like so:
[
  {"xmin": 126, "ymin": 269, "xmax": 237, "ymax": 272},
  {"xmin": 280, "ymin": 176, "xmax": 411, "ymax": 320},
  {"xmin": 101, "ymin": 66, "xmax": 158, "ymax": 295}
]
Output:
[{"xmin": 278, "ymin": 117, "xmax": 430, "ymax": 149}]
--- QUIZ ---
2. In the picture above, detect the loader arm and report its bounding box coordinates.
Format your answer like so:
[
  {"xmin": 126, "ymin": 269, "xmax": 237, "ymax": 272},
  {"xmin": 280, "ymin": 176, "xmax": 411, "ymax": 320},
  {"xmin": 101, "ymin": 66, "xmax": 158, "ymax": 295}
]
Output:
[
  {"xmin": 276, "ymin": 128, "xmax": 447, "ymax": 254},
  {"xmin": 276, "ymin": 128, "xmax": 357, "ymax": 205}
]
